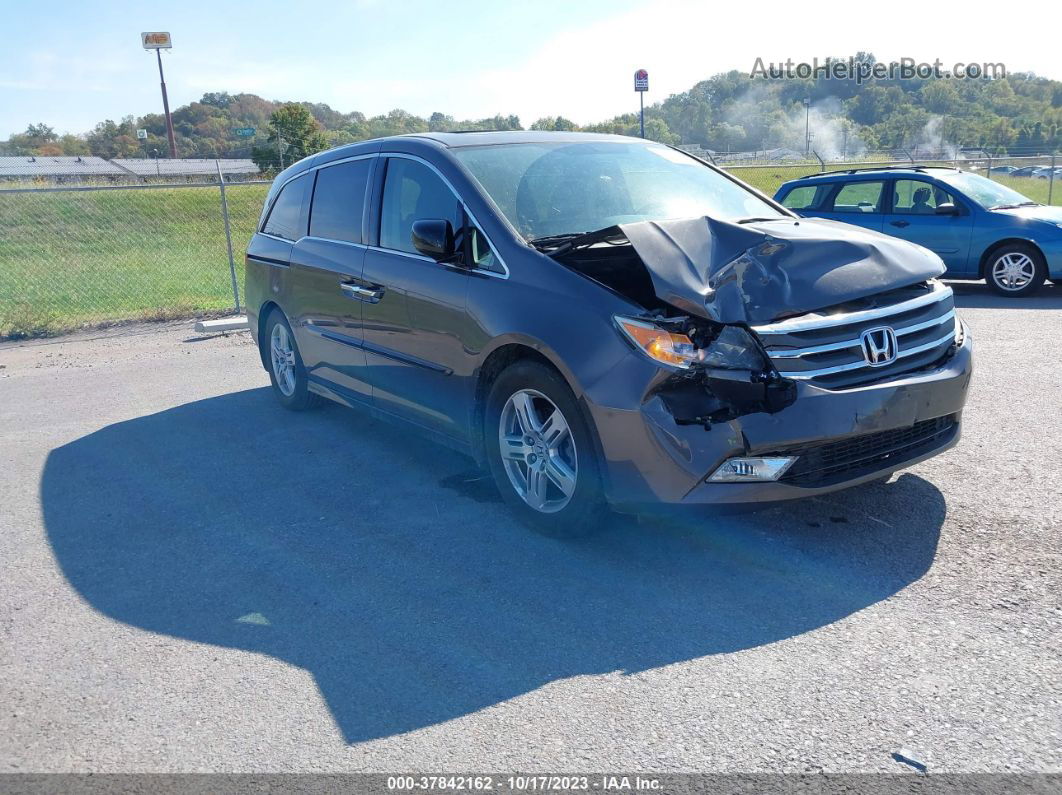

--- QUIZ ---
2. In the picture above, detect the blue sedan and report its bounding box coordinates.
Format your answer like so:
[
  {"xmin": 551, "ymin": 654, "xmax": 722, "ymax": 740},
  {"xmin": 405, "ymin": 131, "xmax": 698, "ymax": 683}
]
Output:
[{"xmin": 774, "ymin": 166, "xmax": 1062, "ymax": 296}]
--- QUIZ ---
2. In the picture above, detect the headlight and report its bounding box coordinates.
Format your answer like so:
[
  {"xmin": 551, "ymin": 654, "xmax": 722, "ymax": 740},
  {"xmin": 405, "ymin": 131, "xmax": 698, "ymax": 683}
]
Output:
[
  {"xmin": 614, "ymin": 317, "xmax": 768, "ymax": 370},
  {"xmin": 697, "ymin": 326, "xmax": 768, "ymax": 370},
  {"xmin": 614, "ymin": 316, "xmax": 698, "ymax": 368}
]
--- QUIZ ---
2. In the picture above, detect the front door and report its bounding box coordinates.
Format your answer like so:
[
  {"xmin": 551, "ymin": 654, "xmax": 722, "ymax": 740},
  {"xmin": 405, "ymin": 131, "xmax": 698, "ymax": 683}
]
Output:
[
  {"xmin": 883, "ymin": 178, "xmax": 975, "ymax": 274},
  {"xmin": 360, "ymin": 155, "xmax": 473, "ymax": 439}
]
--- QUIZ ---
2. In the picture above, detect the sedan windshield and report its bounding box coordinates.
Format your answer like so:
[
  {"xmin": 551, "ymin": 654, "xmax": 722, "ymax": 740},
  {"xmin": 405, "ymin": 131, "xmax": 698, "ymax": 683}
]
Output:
[
  {"xmin": 939, "ymin": 171, "xmax": 1037, "ymax": 210},
  {"xmin": 453, "ymin": 141, "xmax": 786, "ymax": 240}
]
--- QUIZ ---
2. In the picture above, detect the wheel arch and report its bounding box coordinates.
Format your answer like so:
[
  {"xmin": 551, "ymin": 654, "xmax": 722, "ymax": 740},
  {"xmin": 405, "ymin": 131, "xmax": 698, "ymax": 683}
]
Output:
[
  {"xmin": 977, "ymin": 237, "xmax": 1046, "ymax": 279},
  {"xmin": 256, "ymin": 301, "xmax": 284, "ymax": 371},
  {"xmin": 467, "ymin": 339, "xmax": 608, "ymax": 486}
]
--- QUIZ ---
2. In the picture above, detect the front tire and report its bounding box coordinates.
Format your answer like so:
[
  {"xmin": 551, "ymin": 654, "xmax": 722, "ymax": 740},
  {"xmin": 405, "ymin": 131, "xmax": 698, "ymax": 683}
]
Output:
[
  {"xmin": 263, "ymin": 309, "xmax": 323, "ymax": 411},
  {"xmin": 985, "ymin": 244, "xmax": 1046, "ymax": 297},
  {"xmin": 484, "ymin": 361, "xmax": 607, "ymax": 537}
]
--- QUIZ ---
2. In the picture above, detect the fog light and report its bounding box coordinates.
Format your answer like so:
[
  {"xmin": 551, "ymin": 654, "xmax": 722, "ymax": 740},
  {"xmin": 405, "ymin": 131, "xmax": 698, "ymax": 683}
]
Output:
[{"xmin": 707, "ymin": 456, "xmax": 797, "ymax": 483}]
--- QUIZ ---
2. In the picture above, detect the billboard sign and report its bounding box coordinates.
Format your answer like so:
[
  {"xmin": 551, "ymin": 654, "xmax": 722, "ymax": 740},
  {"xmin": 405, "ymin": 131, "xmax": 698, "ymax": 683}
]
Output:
[
  {"xmin": 634, "ymin": 69, "xmax": 649, "ymax": 92},
  {"xmin": 141, "ymin": 32, "xmax": 172, "ymax": 49}
]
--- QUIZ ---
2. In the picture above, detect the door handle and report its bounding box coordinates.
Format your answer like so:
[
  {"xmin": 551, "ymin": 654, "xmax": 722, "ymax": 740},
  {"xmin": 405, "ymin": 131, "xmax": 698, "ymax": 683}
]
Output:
[
  {"xmin": 340, "ymin": 282, "xmax": 385, "ymax": 303},
  {"xmin": 890, "ymin": 220, "xmax": 910, "ymax": 228}
]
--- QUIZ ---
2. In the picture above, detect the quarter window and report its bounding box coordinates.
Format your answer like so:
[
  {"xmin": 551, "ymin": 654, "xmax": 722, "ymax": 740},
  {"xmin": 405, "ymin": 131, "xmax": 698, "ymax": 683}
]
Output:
[
  {"xmin": 830, "ymin": 181, "xmax": 885, "ymax": 214},
  {"xmin": 781, "ymin": 184, "xmax": 828, "ymax": 211},
  {"xmin": 379, "ymin": 158, "xmax": 462, "ymax": 255},
  {"xmin": 309, "ymin": 159, "xmax": 371, "ymax": 243},
  {"xmin": 262, "ymin": 173, "xmax": 310, "ymax": 241}
]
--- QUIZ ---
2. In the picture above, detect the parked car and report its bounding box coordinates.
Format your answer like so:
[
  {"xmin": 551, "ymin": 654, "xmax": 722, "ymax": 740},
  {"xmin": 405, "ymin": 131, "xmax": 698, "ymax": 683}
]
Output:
[
  {"xmin": 246, "ymin": 133, "xmax": 972, "ymax": 535},
  {"xmin": 775, "ymin": 166, "xmax": 1062, "ymax": 295},
  {"xmin": 1010, "ymin": 166, "xmax": 1040, "ymax": 178},
  {"xmin": 989, "ymin": 165, "xmax": 1017, "ymax": 174}
]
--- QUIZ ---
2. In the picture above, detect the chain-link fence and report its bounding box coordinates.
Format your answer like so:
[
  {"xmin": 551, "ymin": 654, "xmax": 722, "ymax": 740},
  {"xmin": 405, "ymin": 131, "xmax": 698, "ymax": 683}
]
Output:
[
  {"xmin": 0, "ymin": 174, "xmax": 269, "ymax": 338},
  {"xmin": 1, "ymin": 153, "xmax": 1059, "ymax": 340}
]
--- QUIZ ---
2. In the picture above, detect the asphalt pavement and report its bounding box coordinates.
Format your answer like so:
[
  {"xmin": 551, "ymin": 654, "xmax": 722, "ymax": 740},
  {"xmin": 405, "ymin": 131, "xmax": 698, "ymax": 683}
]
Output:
[{"xmin": 0, "ymin": 282, "xmax": 1059, "ymax": 773}]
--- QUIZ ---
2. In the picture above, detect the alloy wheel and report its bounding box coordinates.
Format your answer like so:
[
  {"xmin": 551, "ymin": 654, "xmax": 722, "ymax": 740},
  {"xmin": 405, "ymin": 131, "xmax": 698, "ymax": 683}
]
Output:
[
  {"xmin": 270, "ymin": 323, "xmax": 297, "ymax": 397},
  {"xmin": 498, "ymin": 389, "xmax": 578, "ymax": 513},
  {"xmin": 991, "ymin": 252, "xmax": 1036, "ymax": 292}
]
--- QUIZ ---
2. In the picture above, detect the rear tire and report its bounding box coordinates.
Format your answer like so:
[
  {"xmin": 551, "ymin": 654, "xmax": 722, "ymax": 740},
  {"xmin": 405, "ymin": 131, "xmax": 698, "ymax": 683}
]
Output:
[
  {"xmin": 985, "ymin": 243, "xmax": 1046, "ymax": 297},
  {"xmin": 263, "ymin": 309, "xmax": 323, "ymax": 411},
  {"xmin": 484, "ymin": 361, "xmax": 608, "ymax": 538}
]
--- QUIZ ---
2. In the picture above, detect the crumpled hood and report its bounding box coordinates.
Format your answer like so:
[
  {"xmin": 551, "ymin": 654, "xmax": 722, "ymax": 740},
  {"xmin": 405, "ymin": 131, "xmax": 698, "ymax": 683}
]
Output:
[{"xmin": 619, "ymin": 216, "xmax": 946, "ymax": 325}]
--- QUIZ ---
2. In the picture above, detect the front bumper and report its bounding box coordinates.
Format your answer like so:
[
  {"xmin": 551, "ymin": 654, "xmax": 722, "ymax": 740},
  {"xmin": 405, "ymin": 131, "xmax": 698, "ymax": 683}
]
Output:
[{"xmin": 585, "ymin": 333, "xmax": 973, "ymax": 507}]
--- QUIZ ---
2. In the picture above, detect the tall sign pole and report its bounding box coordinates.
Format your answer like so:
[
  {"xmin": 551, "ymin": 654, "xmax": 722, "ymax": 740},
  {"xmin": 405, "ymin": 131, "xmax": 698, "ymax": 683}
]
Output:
[
  {"xmin": 634, "ymin": 69, "xmax": 649, "ymax": 138},
  {"xmin": 142, "ymin": 32, "xmax": 178, "ymax": 158}
]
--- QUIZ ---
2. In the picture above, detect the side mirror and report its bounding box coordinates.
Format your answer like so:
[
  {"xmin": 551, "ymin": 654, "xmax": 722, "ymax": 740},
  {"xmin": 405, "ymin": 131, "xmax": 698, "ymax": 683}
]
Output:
[
  {"xmin": 935, "ymin": 202, "xmax": 958, "ymax": 216},
  {"xmin": 411, "ymin": 219, "xmax": 455, "ymax": 261}
]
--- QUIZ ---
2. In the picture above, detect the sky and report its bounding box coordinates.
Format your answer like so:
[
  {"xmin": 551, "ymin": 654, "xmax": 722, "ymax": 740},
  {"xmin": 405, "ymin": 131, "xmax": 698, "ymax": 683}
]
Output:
[{"xmin": 2, "ymin": 0, "xmax": 1061, "ymax": 139}]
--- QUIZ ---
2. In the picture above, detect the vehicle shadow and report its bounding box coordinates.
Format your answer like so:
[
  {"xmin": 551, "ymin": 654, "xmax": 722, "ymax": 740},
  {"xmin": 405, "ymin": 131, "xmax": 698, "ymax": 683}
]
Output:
[
  {"xmin": 41, "ymin": 388, "xmax": 945, "ymax": 744},
  {"xmin": 948, "ymin": 279, "xmax": 1062, "ymax": 309}
]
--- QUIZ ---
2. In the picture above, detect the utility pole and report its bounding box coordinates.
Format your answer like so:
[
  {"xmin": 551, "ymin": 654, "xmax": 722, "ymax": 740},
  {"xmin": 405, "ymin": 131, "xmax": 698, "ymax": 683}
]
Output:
[
  {"xmin": 803, "ymin": 97, "xmax": 811, "ymax": 156},
  {"xmin": 142, "ymin": 33, "xmax": 178, "ymax": 158}
]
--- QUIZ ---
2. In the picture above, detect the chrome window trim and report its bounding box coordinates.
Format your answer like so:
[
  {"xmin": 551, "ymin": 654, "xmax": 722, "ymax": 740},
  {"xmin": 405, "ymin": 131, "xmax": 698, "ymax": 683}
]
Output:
[
  {"xmin": 302, "ymin": 235, "xmax": 368, "ymax": 250},
  {"xmin": 769, "ymin": 309, "xmax": 955, "ymax": 359},
  {"xmin": 751, "ymin": 281, "xmax": 951, "ymax": 334},
  {"xmin": 776, "ymin": 328, "xmax": 956, "ymax": 379},
  {"xmin": 378, "ymin": 151, "xmax": 510, "ymax": 279}
]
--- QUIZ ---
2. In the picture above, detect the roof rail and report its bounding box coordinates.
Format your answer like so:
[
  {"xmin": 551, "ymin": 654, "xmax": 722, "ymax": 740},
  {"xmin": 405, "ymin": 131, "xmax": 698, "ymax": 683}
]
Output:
[{"xmin": 800, "ymin": 164, "xmax": 960, "ymax": 179}]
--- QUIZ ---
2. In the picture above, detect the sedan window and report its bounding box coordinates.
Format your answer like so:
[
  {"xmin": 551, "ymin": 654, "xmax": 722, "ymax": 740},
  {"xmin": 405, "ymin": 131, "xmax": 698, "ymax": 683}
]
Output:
[{"xmin": 830, "ymin": 181, "xmax": 885, "ymax": 213}]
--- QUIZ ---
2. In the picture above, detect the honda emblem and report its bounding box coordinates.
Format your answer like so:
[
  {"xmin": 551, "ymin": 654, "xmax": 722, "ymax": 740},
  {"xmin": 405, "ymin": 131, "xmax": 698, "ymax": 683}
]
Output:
[{"xmin": 860, "ymin": 326, "xmax": 898, "ymax": 366}]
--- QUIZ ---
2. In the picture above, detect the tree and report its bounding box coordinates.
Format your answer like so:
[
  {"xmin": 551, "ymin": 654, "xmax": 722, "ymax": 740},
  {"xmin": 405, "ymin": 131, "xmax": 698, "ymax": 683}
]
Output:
[{"xmin": 252, "ymin": 103, "xmax": 329, "ymax": 170}]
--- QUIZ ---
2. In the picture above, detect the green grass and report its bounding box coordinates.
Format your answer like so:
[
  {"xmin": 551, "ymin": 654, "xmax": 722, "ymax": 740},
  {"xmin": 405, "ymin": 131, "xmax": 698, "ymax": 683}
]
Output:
[
  {"xmin": 2, "ymin": 169, "xmax": 1060, "ymax": 340},
  {"xmin": 0, "ymin": 183, "xmax": 268, "ymax": 339}
]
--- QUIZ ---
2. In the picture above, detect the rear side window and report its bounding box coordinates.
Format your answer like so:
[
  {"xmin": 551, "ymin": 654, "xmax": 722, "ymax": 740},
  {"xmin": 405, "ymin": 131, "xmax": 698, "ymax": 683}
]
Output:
[
  {"xmin": 781, "ymin": 184, "xmax": 827, "ymax": 210},
  {"xmin": 262, "ymin": 174, "xmax": 310, "ymax": 240},
  {"xmin": 379, "ymin": 158, "xmax": 462, "ymax": 254},
  {"xmin": 830, "ymin": 181, "xmax": 885, "ymax": 213},
  {"xmin": 309, "ymin": 159, "xmax": 371, "ymax": 243}
]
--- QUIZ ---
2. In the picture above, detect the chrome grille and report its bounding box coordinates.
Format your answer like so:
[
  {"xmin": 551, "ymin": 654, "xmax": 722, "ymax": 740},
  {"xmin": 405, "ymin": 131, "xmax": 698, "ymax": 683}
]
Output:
[{"xmin": 752, "ymin": 281, "xmax": 958, "ymax": 390}]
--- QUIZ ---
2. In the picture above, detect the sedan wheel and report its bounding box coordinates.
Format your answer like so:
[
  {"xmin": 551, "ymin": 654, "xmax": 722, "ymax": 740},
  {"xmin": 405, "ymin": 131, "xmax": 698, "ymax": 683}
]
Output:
[
  {"xmin": 986, "ymin": 245, "xmax": 1045, "ymax": 297},
  {"xmin": 499, "ymin": 389, "xmax": 578, "ymax": 513}
]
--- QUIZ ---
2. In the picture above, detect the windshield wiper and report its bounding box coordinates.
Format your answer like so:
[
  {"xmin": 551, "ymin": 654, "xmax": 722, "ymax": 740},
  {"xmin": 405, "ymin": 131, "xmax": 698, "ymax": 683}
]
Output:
[
  {"xmin": 736, "ymin": 217, "xmax": 785, "ymax": 224},
  {"xmin": 530, "ymin": 226, "xmax": 625, "ymax": 256},
  {"xmin": 990, "ymin": 201, "xmax": 1040, "ymax": 210},
  {"xmin": 527, "ymin": 232, "xmax": 590, "ymax": 251}
]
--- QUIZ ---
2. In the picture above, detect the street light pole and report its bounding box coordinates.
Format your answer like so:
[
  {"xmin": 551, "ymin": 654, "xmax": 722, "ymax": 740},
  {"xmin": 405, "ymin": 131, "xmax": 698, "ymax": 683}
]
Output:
[{"xmin": 155, "ymin": 48, "xmax": 178, "ymax": 158}]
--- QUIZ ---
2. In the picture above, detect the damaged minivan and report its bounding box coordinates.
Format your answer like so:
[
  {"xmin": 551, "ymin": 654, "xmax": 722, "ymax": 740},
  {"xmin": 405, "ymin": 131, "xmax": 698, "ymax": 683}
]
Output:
[{"xmin": 245, "ymin": 131, "xmax": 973, "ymax": 535}]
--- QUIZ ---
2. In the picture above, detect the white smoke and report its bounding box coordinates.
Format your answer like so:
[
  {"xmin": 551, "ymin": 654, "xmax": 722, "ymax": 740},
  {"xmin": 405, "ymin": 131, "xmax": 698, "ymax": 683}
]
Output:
[{"xmin": 787, "ymin": 97, "xmax": 867, "ymax": 160}]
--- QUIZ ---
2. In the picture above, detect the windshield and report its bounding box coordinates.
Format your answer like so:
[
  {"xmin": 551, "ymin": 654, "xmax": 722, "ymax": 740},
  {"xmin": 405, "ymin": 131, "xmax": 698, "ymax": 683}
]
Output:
[
  {"xmin": 940, "ymin": 171, "xmax": 1036, "ymax": 209},
  {"xmin": 453, "ymin": 141, "xmax": 786, "ymax": 240}
]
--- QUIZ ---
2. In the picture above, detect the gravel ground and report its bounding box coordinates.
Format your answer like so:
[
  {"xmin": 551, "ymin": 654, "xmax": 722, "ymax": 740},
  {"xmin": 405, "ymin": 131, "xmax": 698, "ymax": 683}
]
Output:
[{"xmin": 0, "ymin": 282, "xmax": 1060, "ymax": 774}]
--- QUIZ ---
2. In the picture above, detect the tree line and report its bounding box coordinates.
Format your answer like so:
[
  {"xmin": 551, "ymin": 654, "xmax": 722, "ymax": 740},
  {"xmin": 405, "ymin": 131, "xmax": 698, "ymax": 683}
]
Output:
[{"xmin": 3, "ymin": 53, "xmax": 1061, "ymax": 164}]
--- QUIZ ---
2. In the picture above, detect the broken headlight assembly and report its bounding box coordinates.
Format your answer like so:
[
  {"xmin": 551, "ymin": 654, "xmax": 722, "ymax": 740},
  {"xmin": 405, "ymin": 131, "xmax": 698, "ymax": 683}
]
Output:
[
  {"xmin": 616, "ymin": 314, "xmax": 795, "ymax": 427},
  {"xmin": 614, "ymin": 316, "xmax": 767, "ymax": 371}
]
